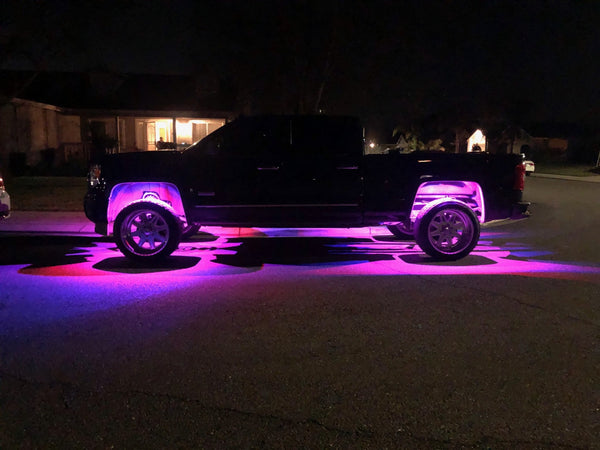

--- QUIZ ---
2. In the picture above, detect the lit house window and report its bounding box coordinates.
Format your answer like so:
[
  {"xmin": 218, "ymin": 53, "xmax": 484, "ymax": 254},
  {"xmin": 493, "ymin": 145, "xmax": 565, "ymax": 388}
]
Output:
[
  {"xmin": 175, "ymin": 119, "xmax": 225, "ymax": 148},
  {"xmin": 135, "ymin": 118, "xmax": 225, "ymax": 151}
]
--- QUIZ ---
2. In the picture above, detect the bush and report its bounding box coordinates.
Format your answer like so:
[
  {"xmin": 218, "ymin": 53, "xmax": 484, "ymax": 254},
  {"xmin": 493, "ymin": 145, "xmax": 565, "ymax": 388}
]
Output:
[
  {"xmin": 567, "ymin": 142, "xmax": 600, "ymax": 164},
  {"xmin": 9, "ymin": 152, "xmax": 27, "ymax": 176},
  {"xmin": 54, "ymin": 160, "xmax": 88, "ymax": 176},
  {"xmin": 8, "ymin": 176, "xmax": 87, "ymax": 211}
]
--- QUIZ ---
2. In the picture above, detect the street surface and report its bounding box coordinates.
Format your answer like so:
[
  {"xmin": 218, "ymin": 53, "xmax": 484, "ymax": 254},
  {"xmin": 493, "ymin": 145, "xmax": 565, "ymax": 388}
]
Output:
[{"xmin": 0, "ymin": 175, "xmax": 599, "ymax": 448}]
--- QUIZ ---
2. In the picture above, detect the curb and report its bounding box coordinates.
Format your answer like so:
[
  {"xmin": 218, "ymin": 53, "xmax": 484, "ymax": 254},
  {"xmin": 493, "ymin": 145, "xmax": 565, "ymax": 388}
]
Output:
[
  {"xmin": 0, "ymin": 211, "xmax": 97, "ymax": 235},
  {"xmin": 531, "ymin": 173, "xmax": 600, "ymax": 182}
]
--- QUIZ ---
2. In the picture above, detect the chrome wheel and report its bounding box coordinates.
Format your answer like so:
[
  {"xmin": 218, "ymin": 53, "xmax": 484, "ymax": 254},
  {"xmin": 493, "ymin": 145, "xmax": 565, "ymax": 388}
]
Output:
[
  {"xmin": 114, "ymin": 202, "xmax": 180, "ymax": 261},
  {"xmin": 427, "ymin": 208, "xmax": 474, "ymax": 253},
  {"xmin": 415, "ymin": 202, "xmax": 480, "ymax": 260}
]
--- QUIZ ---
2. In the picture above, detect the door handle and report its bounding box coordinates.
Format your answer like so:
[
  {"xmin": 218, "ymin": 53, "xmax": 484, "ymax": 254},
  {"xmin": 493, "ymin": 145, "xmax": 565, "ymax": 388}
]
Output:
[
  {"xmin": 257, "ymin": 166, "xmax": 280, "ymax": 171},
  {"xmin": 336, "ymin": 166, "xmax": 358, "ymax": 170}
]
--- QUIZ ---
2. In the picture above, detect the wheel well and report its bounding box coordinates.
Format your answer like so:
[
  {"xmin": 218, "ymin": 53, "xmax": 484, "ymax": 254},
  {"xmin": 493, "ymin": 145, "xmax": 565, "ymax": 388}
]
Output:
[
  {"xmin": 410, "ymin": 181, "xmax": 485, "ymax": 224},
  {"xmin": 107, "ymin": 182, "xmax": 187, "ymax": 235}
]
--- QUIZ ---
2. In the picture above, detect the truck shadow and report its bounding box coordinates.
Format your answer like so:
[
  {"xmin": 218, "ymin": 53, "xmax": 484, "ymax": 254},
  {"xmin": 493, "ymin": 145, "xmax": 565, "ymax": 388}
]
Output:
[
  {"xmin": 1, "ymin": 235, "xmax": 200, "ymax": 274},
  {"xmin": 92, "ymin": 256, "xmax": 201, "ymax": 273},
  {"xmin": 93, "ymin": 234, "xmax": 497, "ymax": 273},
  {"xmin": 0, "ymin": 235, "xmax": 108, "ymax": 267},
  {"xmin": 3, "ymin": 232, "xmax": 499, "ymax": 275},
  {"xmin": 174, "ymin": 233, "xmax": 497, "ymax": 268},
  {"xmin": 208, "ymin": 236, "xmax": 396, "ymax": 267}
]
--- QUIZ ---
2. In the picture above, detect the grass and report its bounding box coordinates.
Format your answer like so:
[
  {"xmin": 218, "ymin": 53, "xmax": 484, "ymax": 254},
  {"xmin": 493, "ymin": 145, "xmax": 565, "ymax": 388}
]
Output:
[
  {"xmin": 3, "ymin": 162, "xmax": 599, "ymax": 212},
  {"xmin": 535, "ymin": 163, "xmax": 600, "ymax": 177},
  {"xmin": 6, "ymin": 176, "xmax": 88, "ymax": 211}
]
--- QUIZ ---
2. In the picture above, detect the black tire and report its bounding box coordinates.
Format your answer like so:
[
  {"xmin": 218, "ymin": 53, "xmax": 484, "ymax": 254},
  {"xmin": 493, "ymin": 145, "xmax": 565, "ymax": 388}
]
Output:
[
  {"xmin": 114, "ymin": 202, "xmax": 181, "ymax": 262},
  {"xmin": 386, "ymin": 222, "xmax": 414, "ymax": 239},
  {"xmin": 181, "ymin": 223, "xmax": 200, "ymax": 239},
  {"xmin": 415, "ymin": 202, "xmax": 480, "ymax": 261}
]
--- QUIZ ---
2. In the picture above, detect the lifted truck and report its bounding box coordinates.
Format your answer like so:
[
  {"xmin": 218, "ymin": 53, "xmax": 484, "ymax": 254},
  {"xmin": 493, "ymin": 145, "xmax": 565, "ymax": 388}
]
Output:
[{"xmin": 84, "ymin": 115, "xmax": 529, "ymax": 262}]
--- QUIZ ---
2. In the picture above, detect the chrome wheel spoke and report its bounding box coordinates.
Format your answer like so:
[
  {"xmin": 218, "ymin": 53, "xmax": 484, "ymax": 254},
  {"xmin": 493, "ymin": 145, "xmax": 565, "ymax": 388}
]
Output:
[
  {"xmin": 428, "ymin": 209, "xmax": 473, "ymax": 251},
  {"xmin": 123, "ymin": 210, "xmax": 170, "ymax": 253}
]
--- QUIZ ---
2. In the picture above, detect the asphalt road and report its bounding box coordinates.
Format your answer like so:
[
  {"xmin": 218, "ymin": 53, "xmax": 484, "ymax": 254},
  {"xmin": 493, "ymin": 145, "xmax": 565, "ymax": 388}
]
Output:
[{"xmin": 1, "ymin": 176, "xmax": 599, "ymax": 449}]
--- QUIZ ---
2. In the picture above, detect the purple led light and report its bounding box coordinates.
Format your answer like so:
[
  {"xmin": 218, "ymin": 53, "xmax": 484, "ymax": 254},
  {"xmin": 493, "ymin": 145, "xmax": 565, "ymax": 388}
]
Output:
[
  {"xmin": 11, "ymin": 227, "xmax": 600, "ymax": 281},
  {"xmin": 3, "ymin": 226, "xmax": 598, "ymax": 331},
  {"xmin": 107, "ymin": 182, "xmax": 188, "ymax": 231},
  {"xmin": 410, "ymin": 181, "xmax": 485, "ymax": 223}
]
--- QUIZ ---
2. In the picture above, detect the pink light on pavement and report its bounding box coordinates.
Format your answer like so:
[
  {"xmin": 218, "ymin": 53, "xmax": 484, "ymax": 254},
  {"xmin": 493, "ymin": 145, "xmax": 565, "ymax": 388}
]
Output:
[{"xmin": 9, "ymin": 227, "xmax": 600, "ymax": 283}]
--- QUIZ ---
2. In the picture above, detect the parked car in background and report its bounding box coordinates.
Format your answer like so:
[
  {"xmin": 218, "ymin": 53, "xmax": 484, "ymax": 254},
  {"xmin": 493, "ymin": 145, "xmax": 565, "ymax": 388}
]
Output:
[
  {"xmin": 522, "ymin": 156, "xmax": 535, "ymax": 176},
  {"xmin": 0, "ymin": 169, "xmax": 10, "ymax": 218}
]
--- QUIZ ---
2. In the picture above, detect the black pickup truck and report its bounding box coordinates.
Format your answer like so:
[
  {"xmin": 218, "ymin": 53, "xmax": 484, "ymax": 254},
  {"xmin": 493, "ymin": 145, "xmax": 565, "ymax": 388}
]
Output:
[{"xmin": 84, "ymin": 115, "xmax": 529, "ymax": 262}]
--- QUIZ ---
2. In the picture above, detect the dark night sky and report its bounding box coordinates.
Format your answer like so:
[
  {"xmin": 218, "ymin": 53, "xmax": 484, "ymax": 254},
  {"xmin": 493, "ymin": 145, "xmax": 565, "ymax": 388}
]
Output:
[{"xmin": 2, "ymin": 0, "xmax": 600, "ymax": 139}]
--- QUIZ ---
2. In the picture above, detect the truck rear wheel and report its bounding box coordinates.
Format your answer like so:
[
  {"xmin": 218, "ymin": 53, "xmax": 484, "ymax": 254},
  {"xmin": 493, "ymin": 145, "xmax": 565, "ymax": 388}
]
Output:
[
  {"xmin": 114, "ymin": 202, "xmax": 181, "ymax": 262},
  {"xmin": 415, "ymin": 202, "xmax": 480, "ymax": 261},
  {"xmin": 386, "ymin": 222, "xmax": 414, "ymax": 239},
  {"xmin": 181, "ymin": 223, "xmax": 200, "ymax": 239}
]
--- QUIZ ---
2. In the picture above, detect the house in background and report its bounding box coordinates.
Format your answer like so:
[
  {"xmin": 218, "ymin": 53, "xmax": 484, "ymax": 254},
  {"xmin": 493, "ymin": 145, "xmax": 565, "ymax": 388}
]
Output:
[
  {"xmin": 525, "ymin": 123, "xmax": 578, "ymax": 161},
  {"xmin": 480, "ymin": 126, "xmax": 535, "ymax": 155},
  {"xmin": 466, "ymin": 125, "xmax": 575, "ymax": 161},
  {"xmin": 0, "ymin": 71, "xmax": 234, "ymax": 174}
]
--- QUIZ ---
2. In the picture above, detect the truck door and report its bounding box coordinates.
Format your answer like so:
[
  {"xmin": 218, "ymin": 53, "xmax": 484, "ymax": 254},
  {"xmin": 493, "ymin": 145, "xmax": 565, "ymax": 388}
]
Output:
[
  {"xmin": 182, "ymin": 115, "xmax": 363, "ymax": 226},
  {"xmin": 182, "ymin": 117, "xmax": 291, "ymax": 225},
  {"xmin": 181, "ymin": 119, "xmax": 260, "ymax": 224},
  {"xmin": 269, "ymin": 116, "xmax": 363, "ymax": 225}
]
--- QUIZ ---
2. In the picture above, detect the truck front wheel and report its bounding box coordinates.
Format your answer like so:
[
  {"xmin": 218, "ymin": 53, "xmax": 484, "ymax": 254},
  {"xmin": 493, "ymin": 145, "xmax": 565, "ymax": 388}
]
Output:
[
  {"xmin": 114, "ymin": 202, "xmax": 181, "ymax": 262},
  {"xmin": 415, "ymin": 202, "xmax": 480, "ymax": 261}
]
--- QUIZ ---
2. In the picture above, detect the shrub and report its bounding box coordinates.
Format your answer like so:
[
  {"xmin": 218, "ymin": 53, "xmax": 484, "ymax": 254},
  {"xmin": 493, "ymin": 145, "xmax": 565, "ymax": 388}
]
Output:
[{"xmin": 9, "ymin": 152, "xmax": 27, "ymax": 176}]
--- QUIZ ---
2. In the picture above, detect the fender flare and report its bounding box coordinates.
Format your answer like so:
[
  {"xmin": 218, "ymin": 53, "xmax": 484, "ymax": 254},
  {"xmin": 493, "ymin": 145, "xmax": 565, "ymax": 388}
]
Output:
[
  {"xmin": 106, "ymin": 182, "xmax": 187, "ymax": 235},
  {"xmin": 415, "ymin": 197, "xmax": 472, "ymax": 224},
  {"xmin": 410, "ymin": 180, "xmax": 485, "ymax": 225}
]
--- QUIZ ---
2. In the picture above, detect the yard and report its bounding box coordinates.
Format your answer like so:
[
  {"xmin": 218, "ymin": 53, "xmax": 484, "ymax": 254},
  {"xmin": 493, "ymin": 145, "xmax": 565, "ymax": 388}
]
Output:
[
  {"xmin": 6, "ymin": 176, "xmax": 87, "ymax": 211},
  {"xmin": 535, "ymin": 163, "xmax": 600, "ymax": 177}
]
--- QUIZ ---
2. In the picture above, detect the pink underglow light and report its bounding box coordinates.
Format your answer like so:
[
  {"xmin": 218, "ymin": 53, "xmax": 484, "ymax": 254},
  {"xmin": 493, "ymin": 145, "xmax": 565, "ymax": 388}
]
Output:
[
  {"xmin": 410, "ymin": 181, "xmax": 485, "ymax": 223},
  {"xmin": 106, "ymin": 182, "xmax": 187, "ymax": 229},
  {"xmin": 12, "ymin": 227, "xmax": 600, "ymax": 283}
]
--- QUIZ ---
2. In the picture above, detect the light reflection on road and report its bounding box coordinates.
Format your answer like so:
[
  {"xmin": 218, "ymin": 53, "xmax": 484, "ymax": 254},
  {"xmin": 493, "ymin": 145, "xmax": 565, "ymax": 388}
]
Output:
[
  {"xmin": 2, "ymin": 226, "xmax": 599, "ymax": 329},
  {"xmin": 13, "ymin": 226, "xmax": 600, "ymax": 282}
]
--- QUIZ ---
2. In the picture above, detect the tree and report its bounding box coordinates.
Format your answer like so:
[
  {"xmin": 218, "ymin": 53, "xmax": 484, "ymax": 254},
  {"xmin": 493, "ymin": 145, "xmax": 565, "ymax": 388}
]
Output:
[
  {"xmin": 392, "ymin": 126, "xmax": 424, "ymax": 152},
  {"xmin": 0, "ymin": 1, "xmax": 88, "ymax": 101},
  {"xmin": 187, "ymin": 1, "xmax": 346, "ymax": 115}
]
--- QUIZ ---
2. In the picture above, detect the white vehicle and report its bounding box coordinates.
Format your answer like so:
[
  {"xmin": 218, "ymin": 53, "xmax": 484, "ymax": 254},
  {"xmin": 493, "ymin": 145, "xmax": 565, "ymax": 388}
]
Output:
[
  {"xmin": 522, "ymin": 157, "xmax": 535, "ymax": 176},
  {"xmin": 0, "ymin": 171, "xmax": 10, "ymax": 219}
]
